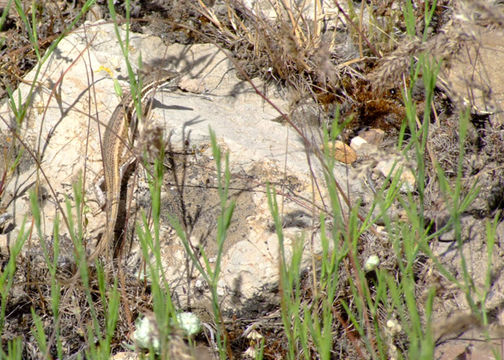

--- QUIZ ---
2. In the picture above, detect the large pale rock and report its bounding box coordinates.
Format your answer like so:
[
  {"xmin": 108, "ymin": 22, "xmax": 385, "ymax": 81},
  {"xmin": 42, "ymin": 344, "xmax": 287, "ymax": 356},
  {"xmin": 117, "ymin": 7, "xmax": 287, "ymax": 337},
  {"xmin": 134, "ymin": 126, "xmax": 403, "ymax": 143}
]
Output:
[
  {"xmin": 0, "ymin": 21, "xmax": 368, "ymax": 314},
  {"xmin": 441, "ymin": 24, "xmax": 504, "ymax": 124}
]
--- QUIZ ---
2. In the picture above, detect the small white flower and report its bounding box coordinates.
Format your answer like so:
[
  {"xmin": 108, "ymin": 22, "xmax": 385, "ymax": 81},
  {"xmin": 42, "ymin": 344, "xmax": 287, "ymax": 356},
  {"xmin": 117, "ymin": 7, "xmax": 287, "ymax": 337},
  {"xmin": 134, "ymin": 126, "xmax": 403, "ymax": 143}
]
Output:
[
  {"xmin": 133, "ymin": 315, "xmax": 160, "ymax": 353},
  {"xmin": 246, "ymin": 329, "xmax": 263, "ymax": 340},
  {"xmin": 244, "ymin": 347, "xmax": 257, "ymax": 358},
  {"xmin": 386, "ymin": 319, "xmax": 402, "ymax": 334},
  {"xmin": 176, "ymin": 312, "xmax": 202, "ymax": 337},
  {"xmin": 364, "ymin": 255, "xmax": 380, "ymax": 271}
]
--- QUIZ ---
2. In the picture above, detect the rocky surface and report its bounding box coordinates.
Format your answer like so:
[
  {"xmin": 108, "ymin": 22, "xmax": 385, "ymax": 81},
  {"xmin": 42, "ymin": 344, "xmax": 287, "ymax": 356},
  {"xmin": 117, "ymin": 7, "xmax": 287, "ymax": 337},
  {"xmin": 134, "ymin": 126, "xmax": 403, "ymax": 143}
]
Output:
[{"xmin": 0, "ymin": 21, "xmax": 381, "ymax": 315}]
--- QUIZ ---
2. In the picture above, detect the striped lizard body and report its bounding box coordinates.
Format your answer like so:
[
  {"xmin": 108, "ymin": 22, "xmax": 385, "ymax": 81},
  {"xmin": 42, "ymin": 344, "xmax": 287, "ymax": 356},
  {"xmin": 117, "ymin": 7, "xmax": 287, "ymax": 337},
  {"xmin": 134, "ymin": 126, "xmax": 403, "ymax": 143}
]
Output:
[{"xmin": 88, "ymin": 69, "xmax": 179, "ymax": 265}]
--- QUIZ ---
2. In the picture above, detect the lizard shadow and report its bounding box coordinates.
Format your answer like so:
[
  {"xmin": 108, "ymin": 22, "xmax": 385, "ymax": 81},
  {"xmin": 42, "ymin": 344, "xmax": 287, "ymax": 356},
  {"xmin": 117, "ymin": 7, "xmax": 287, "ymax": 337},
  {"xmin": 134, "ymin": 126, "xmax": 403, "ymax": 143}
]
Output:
[{"xmin": 152, "ymin": 97, "xmax": 193, "ymax": 112}]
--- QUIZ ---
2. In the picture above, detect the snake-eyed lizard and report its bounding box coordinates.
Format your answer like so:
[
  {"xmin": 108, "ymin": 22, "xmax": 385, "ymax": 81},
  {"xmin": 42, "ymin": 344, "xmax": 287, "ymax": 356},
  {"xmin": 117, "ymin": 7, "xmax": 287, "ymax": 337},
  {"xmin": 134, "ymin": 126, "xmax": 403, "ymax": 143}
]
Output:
[{"xmin": 64, "ymin": 69, "xmax": 179, "ymax": 282}]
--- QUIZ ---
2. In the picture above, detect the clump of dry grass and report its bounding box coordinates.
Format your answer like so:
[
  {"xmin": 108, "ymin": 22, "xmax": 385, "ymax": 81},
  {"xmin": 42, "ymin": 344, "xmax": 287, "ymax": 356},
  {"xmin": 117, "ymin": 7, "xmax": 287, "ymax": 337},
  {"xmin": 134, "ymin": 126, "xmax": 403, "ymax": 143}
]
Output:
[
  {"xmin": 0, "ymin": 1, "xmax": 86, "ymax": 95},
  {"xmin": 195, "ymin": 0, "xmax": 363, "ymax": 100},
  {"xmin": 191, "ymin": 0, "xmax": 466, "ymax": 141},
  {"xmin": 8, "ymin": 247, "xmax": 151, "ymax": 357}
]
